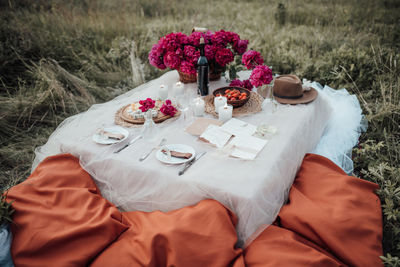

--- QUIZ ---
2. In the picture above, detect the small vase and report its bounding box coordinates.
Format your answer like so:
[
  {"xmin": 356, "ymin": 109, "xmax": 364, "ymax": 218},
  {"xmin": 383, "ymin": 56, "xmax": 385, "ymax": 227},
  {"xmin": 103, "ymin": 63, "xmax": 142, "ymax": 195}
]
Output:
[{"xmin": 257, "ymin": 84, "xmax": 273, "ymax": 99}]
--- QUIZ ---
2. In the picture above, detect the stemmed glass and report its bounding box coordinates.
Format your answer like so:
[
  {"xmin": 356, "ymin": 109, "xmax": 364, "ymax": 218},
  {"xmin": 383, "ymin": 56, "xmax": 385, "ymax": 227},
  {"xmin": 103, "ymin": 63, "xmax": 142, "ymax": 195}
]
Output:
[
  {"xmin": 264, "ymin": 78, "xmax": 278, "ymax": 113},
  {"xmin": 176, "ymin": 91, "xmax": 191, "ymax": 126}
]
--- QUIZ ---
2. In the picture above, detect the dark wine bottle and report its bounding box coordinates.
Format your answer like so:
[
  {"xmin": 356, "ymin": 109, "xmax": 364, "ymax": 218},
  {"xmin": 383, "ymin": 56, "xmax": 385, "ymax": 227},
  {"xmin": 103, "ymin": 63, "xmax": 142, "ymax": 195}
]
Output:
[{"xmin": 197, "ymin": 37, "xmax": 209, "ymax": 96}]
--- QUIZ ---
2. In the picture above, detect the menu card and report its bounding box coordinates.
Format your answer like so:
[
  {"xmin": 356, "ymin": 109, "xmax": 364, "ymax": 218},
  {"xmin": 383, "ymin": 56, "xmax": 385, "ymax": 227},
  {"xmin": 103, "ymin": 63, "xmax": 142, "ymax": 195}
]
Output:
[
  {"xmin": 229, "ymin": 134, "xmax": 268, "ymax": 160},
  {"xmin": 199, "ymin": 124, "xmax": 232, "ymax": 148},
  {"xmin": 220, "ymin": 118, "xmax": 257, "ymax": 136},
  {"xmin": 198, "ymin": 118, "xmax": 268, "ymax": 160}
]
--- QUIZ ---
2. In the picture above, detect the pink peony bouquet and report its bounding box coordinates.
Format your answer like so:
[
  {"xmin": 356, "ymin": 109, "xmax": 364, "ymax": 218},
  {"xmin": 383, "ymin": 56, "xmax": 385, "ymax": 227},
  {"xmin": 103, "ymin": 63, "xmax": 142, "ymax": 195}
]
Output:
[
  {"xmin": 229, "ymin": 50, "xmax": 273, "ymax": 89},
  {"xmin": 148, "ymin": 30, "xmax": 249, "ymax": 75}
]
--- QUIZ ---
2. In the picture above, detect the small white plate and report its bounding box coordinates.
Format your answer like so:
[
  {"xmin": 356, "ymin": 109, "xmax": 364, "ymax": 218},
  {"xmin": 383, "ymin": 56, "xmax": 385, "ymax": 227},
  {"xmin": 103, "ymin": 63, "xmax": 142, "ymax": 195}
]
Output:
[
  {"xmin": 156, "ymin": 144, "xmax": 196, "ymax": 165},
  {"xmin": 92, "ymin": 126, "xmax": 129, "ymax": 145}
]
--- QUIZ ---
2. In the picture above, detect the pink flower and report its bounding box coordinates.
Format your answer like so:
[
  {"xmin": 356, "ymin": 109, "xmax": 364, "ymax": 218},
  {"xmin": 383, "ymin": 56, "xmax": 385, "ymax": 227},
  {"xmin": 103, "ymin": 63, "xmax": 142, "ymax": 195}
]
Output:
[
  {"xmin": 233, "ymin": 39, "xmax": 249, "ymax": 55},
  {"xmin": 226, "ymin": 31, "xmax": 240, "ymax": 44},
  {"xmin": 183, "ymin": 46, "xmax": 200, "ymax": 64},
  {"xmin": 160, "ymin": 99, "xmax": 177, "ymax": 116},
  {"xmin": 211, "ymin": 30, "xmax": 230, "ymax": 47},
  {"xmin": 163, "ymin": 51, "xmax": 181, "ymax": 70},
  {"xmin": 229, "ymin": 79, "xmax": 244, "ymax": 87},
  {"xmin": 215, "ymin": 48, "xmax": 234, "ymax": 67},
  {"xmin": 187, "ymin": 32, "xmax": 203, "ymax": 46},
  {"xmin": 242, "ymin": 79, "xmax": 253, "ymax": 90},
  {"xmin": 205, "ymin": 45, "xmax": 217, "ymax": 61},
  {"xmin": 250, "ymin": 65, "xmax": 273, "ymax": 87},
  {"xmin": 139, "ymin": 98, "xmax": 156, "ymax": 112},
  {"xmin": 160, "ymin": 32, "xmax": 188, "ymax": 52},
  {"xmin": 242, "ymin": 50, "xmax": 264, "ymax": 70},
  {"xmin": 180, "ymin": 61, "xmax": 196, "ymax": 74},
  {"xmin": 229, "ymin": 79, "xmax": 253, "ymax": 90},
  {"xmin": 148, "ymin": 44, "xmax": 166, "ymax": 69}
]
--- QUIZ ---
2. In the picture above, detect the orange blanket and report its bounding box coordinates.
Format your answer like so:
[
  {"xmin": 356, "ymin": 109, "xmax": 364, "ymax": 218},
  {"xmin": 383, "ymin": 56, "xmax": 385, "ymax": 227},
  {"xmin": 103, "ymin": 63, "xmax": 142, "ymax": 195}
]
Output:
[{"xmin": 6, "ymin": 153, "xmax": 383, "ymax": 266}]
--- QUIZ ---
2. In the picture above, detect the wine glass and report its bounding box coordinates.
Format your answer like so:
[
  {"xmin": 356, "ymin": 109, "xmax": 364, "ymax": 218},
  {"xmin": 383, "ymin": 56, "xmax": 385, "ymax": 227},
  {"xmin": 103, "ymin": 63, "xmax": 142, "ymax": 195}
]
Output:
[{"xmin": 176, "ymin": 92, "xmax": 191, "ymax": 126}]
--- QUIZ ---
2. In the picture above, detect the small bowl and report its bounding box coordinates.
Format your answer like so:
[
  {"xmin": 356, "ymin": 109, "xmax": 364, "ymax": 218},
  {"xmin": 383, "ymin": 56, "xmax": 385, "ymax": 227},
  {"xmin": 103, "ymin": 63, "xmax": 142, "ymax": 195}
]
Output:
[{"xmin": 212, "ymin": 86, "xmax": 251, "ymax": 108}]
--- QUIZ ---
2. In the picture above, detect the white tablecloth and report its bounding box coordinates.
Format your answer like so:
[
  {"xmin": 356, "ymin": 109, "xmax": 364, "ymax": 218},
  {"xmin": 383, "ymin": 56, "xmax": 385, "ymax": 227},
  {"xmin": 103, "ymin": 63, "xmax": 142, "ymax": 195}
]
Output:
[{"xmin": 33, "ymin": 71, "xmax": 332, "ymax": 247}]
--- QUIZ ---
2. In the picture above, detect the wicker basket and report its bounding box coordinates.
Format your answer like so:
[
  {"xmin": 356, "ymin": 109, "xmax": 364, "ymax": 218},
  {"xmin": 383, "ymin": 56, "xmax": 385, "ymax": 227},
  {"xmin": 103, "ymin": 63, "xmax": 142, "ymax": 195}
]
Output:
[
  {"xmin": 209, "ymin": 63, "xmax": 222, "ymax": 81},
  {"xmin": 178, "ymin": 67, "xmax": 222, "ymax": 84},
  {"xmin": 209, "ymin": 71, "xmax": 222, "ymax": 81},
  {"xmin": 178, "ymin": 71, "xmax": 197, "ymax": 83}
]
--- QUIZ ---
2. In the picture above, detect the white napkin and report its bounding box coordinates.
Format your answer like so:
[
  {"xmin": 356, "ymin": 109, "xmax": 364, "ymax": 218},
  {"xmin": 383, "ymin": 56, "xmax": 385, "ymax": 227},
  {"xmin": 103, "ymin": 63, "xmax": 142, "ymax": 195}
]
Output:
[
  {"xmin": 220, "ymin": 118, "xmax": 257, "ymax": 136},
  {"xmin": 199, "ymin": 124, "xmax": 232, "ymax": 148},
  {"xmin": 229, "ymin": 134, "xmax": 268, "ymax": 160}
]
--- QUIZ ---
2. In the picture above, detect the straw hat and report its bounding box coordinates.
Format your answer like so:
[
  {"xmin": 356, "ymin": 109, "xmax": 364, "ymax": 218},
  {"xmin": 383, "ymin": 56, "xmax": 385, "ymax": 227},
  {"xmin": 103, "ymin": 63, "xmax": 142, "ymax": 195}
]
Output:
[{"xmin": 273, "ymin": 75, "xmax": 318, "ymax": 104}]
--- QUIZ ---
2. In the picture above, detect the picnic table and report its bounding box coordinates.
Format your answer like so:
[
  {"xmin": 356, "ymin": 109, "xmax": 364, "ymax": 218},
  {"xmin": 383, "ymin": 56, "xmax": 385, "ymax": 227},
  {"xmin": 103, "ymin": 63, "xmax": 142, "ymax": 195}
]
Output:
[{"xmin": 33, "ymin": 71, "xmax": 331, "ymax": 246}]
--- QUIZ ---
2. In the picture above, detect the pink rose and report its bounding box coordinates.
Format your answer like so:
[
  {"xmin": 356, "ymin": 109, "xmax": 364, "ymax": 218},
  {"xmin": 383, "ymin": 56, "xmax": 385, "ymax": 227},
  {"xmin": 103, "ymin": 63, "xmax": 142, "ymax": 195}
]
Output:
[
  {"xmin": 242, "ymin": 50, "xmax": 264, "ymax": 70},
  {"xmin": 250, "ymin": 65, "xmax": 273, "ymax": 87}
]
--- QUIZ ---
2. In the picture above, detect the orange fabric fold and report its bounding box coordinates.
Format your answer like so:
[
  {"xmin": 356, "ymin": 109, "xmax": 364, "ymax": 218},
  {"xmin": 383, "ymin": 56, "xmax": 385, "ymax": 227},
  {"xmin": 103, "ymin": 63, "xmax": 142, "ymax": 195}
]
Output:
[
  {"xmin": 6, "ymin": 153, "xmax": 383, "ymax": 267},
  {"xmin": 245, "ymin": 153, "xmax": 383, "ymax": 267},
  {"xmin": 90, "ymin": 199, "xmax": 244, "ymax": 267},
  {"xmin": 6, "ymin": 154, "xmax": 129, "ymax": 267},
  {"xmin": 244, "ymin": 225, "xmax": 345, "ymax": 266}
]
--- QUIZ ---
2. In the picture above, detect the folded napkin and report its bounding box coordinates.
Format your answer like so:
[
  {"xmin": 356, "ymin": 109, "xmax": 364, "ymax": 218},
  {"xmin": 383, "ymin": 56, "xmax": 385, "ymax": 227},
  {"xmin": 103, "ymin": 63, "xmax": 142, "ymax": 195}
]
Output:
[
  {"xmin": 199, "ymin": 124, "xmax": 232, "ymax": 148},
  {"xmin": 230, "ymin": 134, "xmax": 268, "ymax": 160},
  {"xmin": 100, "ymin": 130, "xmax": 125, "ymax": 140},
  {"xmin": 161, "ymin": 150, "xmax": 192, "ymax": 159}
]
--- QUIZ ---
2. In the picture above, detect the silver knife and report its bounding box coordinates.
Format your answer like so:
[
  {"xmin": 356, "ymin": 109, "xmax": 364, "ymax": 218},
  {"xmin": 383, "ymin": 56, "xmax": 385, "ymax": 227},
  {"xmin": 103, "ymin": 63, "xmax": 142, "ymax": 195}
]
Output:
[
  {"xmin": 114, "ymin": 135, "xmax": 142, "ymax": 153},
  {"xmin": 178, "ymin": 151, "xmax": 206, "ymax": 176}
]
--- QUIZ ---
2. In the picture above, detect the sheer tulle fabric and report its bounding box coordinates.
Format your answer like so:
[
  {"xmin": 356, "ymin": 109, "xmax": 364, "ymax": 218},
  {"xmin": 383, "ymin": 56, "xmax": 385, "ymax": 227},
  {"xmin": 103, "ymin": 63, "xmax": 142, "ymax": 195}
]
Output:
[
  {"xmin": 305, "ymin": 79, "xmax": 366, "ymax": 174},
  {"xmin": 32, "ymin": 71, "xmax": 363, "ymax": 246}
]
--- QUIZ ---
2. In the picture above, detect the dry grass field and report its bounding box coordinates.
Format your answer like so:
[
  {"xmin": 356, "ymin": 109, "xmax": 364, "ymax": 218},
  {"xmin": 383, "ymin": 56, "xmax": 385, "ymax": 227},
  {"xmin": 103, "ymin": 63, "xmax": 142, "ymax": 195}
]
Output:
[{"xmin": 0, "ymin": 0, "xmax": 399, "ymax": 264}]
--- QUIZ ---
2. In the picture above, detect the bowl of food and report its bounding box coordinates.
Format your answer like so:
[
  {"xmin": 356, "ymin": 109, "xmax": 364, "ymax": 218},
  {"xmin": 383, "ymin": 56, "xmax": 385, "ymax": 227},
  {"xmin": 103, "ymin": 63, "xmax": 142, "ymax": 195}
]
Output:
[{"xmin": 213, "ymin": 86, "xmax": 251, "ymax": 108}]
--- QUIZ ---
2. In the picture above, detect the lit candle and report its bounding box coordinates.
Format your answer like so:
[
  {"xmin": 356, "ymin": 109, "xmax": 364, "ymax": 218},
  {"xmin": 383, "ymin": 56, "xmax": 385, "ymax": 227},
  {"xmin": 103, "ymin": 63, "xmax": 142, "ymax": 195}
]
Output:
[
  {"xmin": 173, "ymin": 81, "xmax": 184, "ymax": 96},
  {"xmin": 214, "ymin": 96, "xmax": 227, "ymax": 114},
  {"xmin": 218, "ymin": 104, "xmax": 233, "ymax": 122},
  {"xmin": 193, "ymin": 97, "xmax": 205, "ymax": 117},
  {"xmin": 159, "ymin": 84, "xmax": 168, "ymax": 100}
]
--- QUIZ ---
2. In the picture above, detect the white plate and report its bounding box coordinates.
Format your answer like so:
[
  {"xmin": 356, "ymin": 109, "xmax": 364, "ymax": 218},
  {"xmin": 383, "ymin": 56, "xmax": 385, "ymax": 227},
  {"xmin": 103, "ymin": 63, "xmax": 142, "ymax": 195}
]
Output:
[
  {"xmin": 156, "ymin": 144, "xmax": 196, "ymax": 165},
  {"xmin": 92, "ymin": 126, "xmax": 129, "ymax": 145}
]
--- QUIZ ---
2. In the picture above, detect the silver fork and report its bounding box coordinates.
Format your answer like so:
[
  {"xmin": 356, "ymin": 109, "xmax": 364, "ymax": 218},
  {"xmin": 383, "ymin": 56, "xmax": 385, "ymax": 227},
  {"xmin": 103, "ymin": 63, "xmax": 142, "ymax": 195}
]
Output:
[{"xmin": 139, "ymin": 138, "xmax": 167, "ymax": 161}]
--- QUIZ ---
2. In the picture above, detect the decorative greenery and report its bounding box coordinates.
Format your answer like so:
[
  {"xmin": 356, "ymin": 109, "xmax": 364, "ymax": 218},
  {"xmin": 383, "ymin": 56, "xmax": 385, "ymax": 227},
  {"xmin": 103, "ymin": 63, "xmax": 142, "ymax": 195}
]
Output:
[{"xmin": 0, "ymin": 1, "xmax": 399, "ymax": 265}]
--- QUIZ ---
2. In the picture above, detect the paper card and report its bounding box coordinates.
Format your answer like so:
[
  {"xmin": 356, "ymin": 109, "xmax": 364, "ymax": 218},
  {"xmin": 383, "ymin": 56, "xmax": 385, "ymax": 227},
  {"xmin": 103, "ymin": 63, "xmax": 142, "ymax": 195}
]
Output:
[
  {"xmin": 229, "ymin": 134, "xmax": 268, "ymax": 160},
  {"xmin": 220, "ymin": 118, "xmax": 257, "ymax": 137},
  {"xmin": 185, "ymin": 118, "xmax": 223, "ymax": 136},
  {"xmin": 199, "ymin": 124, "xmax": 232, "ymax": 148}
]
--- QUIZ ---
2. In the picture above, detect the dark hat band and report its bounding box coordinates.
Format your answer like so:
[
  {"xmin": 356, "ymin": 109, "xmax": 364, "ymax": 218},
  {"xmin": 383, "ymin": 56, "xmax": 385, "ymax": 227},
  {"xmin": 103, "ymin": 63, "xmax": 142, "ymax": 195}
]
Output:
[{"xmin": 273, "ymin": 92, "xmax": 303, "ymax": 100}]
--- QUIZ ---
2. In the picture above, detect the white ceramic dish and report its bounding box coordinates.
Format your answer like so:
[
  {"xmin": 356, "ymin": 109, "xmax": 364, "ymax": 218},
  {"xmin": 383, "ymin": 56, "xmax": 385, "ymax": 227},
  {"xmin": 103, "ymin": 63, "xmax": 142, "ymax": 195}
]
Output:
[
  {"xmin": 156, "ymin": 144, "xmax": 195, "ymax": 165},
  {"xmin": 92, "ymin": 126, "xmax": 129, "ymax": 145}
]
